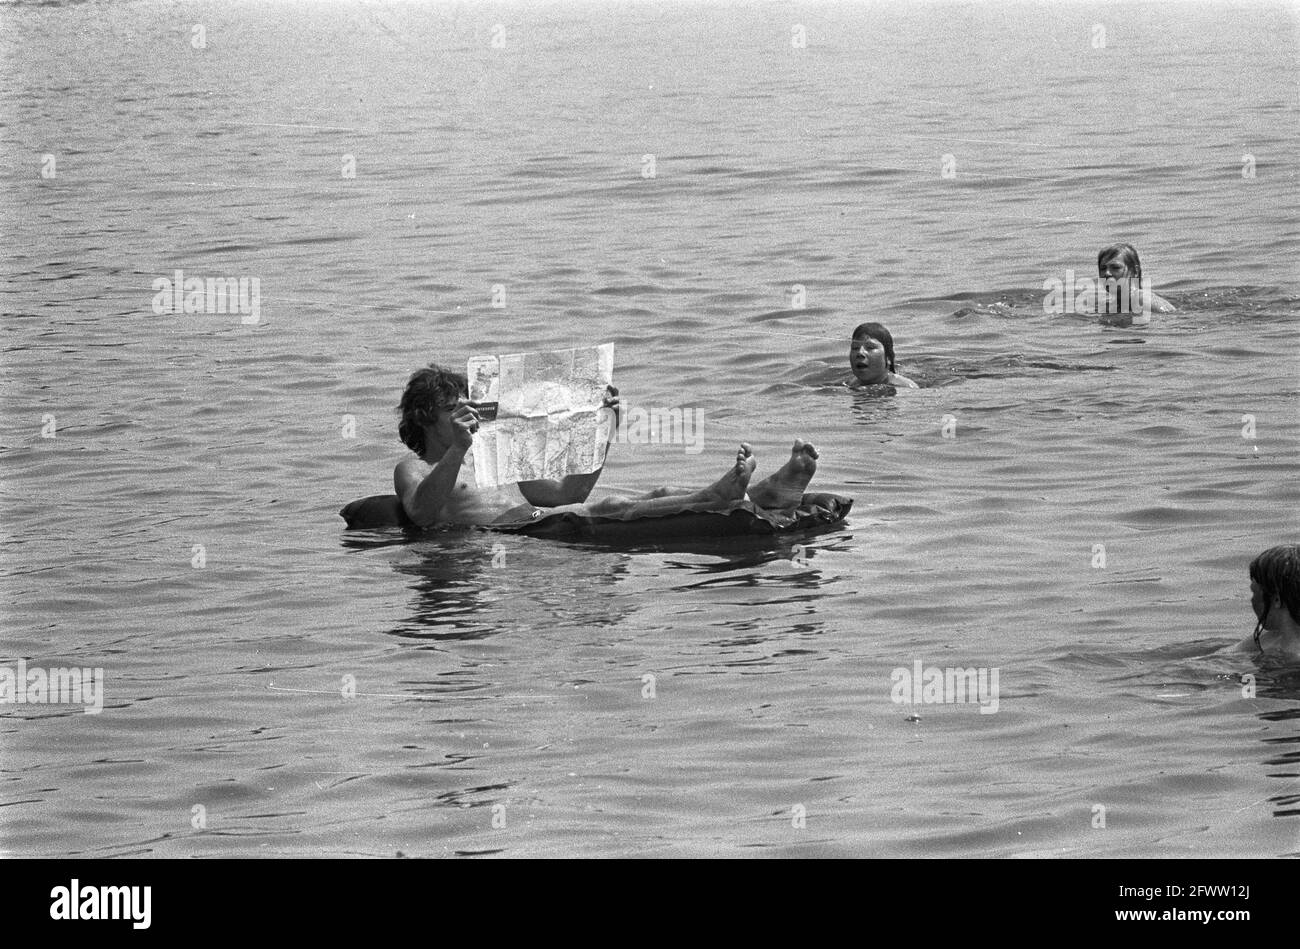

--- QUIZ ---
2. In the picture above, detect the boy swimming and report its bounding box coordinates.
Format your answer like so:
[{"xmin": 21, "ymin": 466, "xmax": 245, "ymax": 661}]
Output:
[
  {"xmin": 1097, "ymin": 243, "xmax": 1175, "ymax": 316},
  {"xmin": 393, "ymin": 364, "xmax": 825, "ymax": 528},
  {"xmin": 848, "ymin": 322, "xmax": 918, "ymax": 389},
  {"xmin": 1240, "ymin": 544, "xmax": 1300, "ymax": 659}
]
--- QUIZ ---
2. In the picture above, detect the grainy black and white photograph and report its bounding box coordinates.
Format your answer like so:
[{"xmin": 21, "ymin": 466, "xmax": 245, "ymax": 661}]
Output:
[{"xmin": 2, "ymin": 0, "xmax": 1298, "ymax": 881}]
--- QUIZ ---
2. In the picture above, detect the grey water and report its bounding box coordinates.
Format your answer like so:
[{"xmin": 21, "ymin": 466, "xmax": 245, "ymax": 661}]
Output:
[{"xmin": 1, "ymin": 0, "xmax": 1298, "ymax": 857}]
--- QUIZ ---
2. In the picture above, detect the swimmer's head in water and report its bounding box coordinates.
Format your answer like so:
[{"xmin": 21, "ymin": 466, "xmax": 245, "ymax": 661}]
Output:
[
  {"xmin": 1097, "ymin": 243, "xmax": 1143, "ymax": 281},
  {"xmin": 399, "ymin": 364, "xmax": 469, "ymax": 457},
  {"xmin": 1250, "ymin": 544, "xmax": 1300, "ymax": 643},
  {"xmin": 850, "ymin": 322, "xmax": 896, "ymax": 384}
]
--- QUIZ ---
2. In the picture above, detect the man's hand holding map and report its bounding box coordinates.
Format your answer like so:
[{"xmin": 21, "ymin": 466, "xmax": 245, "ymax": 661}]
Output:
[{"xmin": 465, "ymin": 343, "xmax": 615, "ymax": 489}]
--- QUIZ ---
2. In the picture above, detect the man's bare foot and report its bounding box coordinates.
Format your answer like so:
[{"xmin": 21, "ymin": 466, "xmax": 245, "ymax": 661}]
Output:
[
  {"xmin": 748, "ymin": 439, "xmax": 818, "ymax": 510},
  {"xmin": 696, "ymin": 443, "xmax": 757, "ymax": 503}
]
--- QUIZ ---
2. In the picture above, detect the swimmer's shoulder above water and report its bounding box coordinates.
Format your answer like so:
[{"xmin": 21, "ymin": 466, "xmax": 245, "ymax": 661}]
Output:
[
  {"xmin": 848, "ymin": 373, "xmax": 917, "ymax": 390},
  {"xmin": 848, "ymin": 321, "xmax": 919, "ymax": 389}
]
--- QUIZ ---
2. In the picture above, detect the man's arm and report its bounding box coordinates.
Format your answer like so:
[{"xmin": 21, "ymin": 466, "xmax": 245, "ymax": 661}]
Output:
[
  {"xmin": 395, "ymin": 447, "xmax": 467, "ymax": 528},
  {"xmin": 518, "ymin": 468, "xmax": 603, "ymax": 507}
]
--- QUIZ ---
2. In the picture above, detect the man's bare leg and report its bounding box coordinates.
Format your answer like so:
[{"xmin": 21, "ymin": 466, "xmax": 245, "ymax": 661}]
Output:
[
  {"xmin": 640, "ymin": 485, "xmax": 693, "ymax": 499},
  {"xmin": 582, "ymin": 444, "xmax": 757, "ymax": 517},
  {"xmin": 747, "ymin": 439, "xmax": 819, "ymax": 511}
]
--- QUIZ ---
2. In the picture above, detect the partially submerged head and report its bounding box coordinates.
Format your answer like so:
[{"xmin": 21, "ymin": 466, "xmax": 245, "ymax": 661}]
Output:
[
  {"xmin": 850, "ymin": 322, "xmax": 896, "ymax": 385},
  {"xmin": 399, "ymin": 364, "xmax": 468, "ymax": 458},
  {"xmin": 1097, "ymin": 243, "xmax": 1143, "ymax": 281},
  {"xmin": 1250, "ymin": 544, "xmax": 1300, "ymax": 644}
]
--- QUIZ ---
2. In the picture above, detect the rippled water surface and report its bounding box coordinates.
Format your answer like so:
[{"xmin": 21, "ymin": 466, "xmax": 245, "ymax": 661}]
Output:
[{"xmin": 2, "ymin": 0, "xmax": 1299, "ymax": 857}]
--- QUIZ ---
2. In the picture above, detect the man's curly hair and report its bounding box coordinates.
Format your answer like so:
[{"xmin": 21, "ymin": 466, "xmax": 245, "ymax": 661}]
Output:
[{"xmin": 398, "ymin": 364, "xmax": 468, "ymax": 457}]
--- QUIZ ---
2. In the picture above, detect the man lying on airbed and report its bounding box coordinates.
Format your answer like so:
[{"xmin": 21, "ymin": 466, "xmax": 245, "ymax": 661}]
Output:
[{"xmin": 390, "ymin": 364, "xmax": 826, "ymax": 529}]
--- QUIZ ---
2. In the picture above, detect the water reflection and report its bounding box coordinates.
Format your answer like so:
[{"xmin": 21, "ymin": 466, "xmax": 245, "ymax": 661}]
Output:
[
  {"xmin": 411, "ymin": 535, "xmax": 639, "ymax": 642},
  {"xmin": 343, "ymin": 527, "xmax": 637, "ymax": 642},
  {"xmin": 340, "ymin": 524, "xmax": 853, "ymax": 645},
  {"xmin": 1250, "ymin": 663, "xmax": 1300, "ymax": 820}
]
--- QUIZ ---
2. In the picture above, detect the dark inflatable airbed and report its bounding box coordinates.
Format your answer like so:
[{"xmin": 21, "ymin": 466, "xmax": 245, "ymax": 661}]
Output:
[{"xmin": 339, "ymin": 493, "xmax": 853, "ymax": 542}]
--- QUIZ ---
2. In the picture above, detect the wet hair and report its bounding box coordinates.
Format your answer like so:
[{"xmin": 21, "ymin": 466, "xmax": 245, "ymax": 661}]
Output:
[
  {"xmin": 851, "ymin": 322, "xmax": 896, "ymax": 373},
  {"xmin": 1250, "ymin": 545, "xmax": 1300, "ymax": 644},
  {"xmin": 398, "ymin": 364, "xmax": 468, "ymax": 457},
  {"xmin": 1097, "ymin": 243, "xmax": 1143, "ymax": 280}
]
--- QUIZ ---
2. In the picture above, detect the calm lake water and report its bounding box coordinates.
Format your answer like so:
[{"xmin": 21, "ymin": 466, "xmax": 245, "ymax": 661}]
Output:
[{"xmin": 2, "ymin": 0, "xmax": 1298, "ymax": 857}]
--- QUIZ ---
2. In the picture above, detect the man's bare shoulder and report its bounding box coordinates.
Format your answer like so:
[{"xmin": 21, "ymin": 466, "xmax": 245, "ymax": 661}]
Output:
[
  {"xmin": 395, "ymin": 455, "xmax": 426, "ymax": 477},
  {"xmin": 394, "ymin": 455, "xmax": 427, "ymax": 496}
]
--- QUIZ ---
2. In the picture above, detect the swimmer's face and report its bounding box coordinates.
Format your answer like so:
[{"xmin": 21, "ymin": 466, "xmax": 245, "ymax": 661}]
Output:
[
  {"xmin": 1099, "ymin": 257, "xmax": 1132, "ymax": 280},
  {"xmin": 850, "ymin": 335, "xmax": 889, "ymax": 384}
]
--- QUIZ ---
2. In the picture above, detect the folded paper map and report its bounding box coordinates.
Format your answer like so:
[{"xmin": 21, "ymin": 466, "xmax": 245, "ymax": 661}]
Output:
[{"xmin": 466, "ymin": 343, "xmax": 614, "ymax": 488}]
